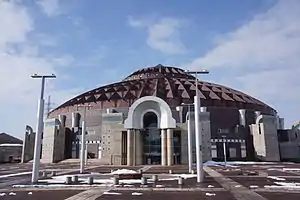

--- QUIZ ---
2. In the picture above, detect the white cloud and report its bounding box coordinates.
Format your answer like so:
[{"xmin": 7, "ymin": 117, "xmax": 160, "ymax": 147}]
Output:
[
  {"xmin": 128, "ymin": 16, "xmax": 186, "ymax": 54},
  {"xmin": 0, "ymin": 1, "xmax": 79, "ymax": 138},
  {"xmin": 37, "ymin": 0, "xmax": 60, "ymax": 17},
  {"xmin": 183, "ymin": 0, "xmax": 300, "ymax": 127},
  {"xmin": 185, "ymin": 0, "xmax": 300, "ymax": 70},
  {"xmin": 0, "ymin": 1, "xmax": 33, "ymax": 49}
]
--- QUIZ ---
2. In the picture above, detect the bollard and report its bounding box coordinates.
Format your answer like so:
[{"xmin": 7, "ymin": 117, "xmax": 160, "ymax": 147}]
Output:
[
  {"xmin": 113, "ymin": 177, "xmax": 119, "ymax": 185},
  {"xmin": 72, "ymin": 175, "xmax": 79, "ymax": 183},
  {"xmin": 42, "ymin": 171, "xmax": 47, "ymax": 178},
  {"xmin": 152, "ymin": 175, "xmax": 158, "ymax": 182},
  {"xmin": 169, "ymin": 170, "xmax": 172, "ymax": 174},
  {"xmin": 88, "ymin": 177, "xmax": 94, "ymax": 185},
  {"xmin": 141, "ymin": 177, "xmax": 147, "ymax": 185},
  {"xmin": 65, "ymin": 176, "xmax": 72, "ymax": 184},
  {"xmin": 178, "ymin": 177, "xmax": 183, "ymax": 185},
  {"xmin": 51, "ymin": 171, "xmax": 57, "ymax": 177}
]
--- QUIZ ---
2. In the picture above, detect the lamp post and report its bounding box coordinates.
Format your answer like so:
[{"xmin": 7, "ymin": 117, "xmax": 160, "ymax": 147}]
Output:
[
  {"xmin": 77, "ymin": 104, "xmax": 92, "ymax": 173},
  {"xmin": 31, "ymin": 74, "xmax": 56, "ymax": 184},
  {"xmin": 176, "ymin": 103, "xmax": 194, "ymax": 173},
  {"xmin": 185, "ymin": 69, "xmax": 209, "ymax": 183},
  {"xmin": 222, "ymin": 135, "xmax": 227, "ymax": 167}
]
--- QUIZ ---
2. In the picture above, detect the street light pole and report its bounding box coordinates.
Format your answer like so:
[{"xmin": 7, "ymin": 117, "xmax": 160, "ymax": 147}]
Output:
[
  {"xmin": 78, "ymin": 104, "xmax": 92, "ymax": 173},
  {"xmin": 185, "ymin": 69, "xmax": 209, "ymax": 183},
  {"xmin": 187, "ymin": 104, "xmax": 193, "ymax": 173},
  {"xmin": 31, "ymin": 74, "xmax": 56, "ymax": 184},
  {"xmin": 222, "ymin": 135, "xmax": 227, "ymax": 167}
]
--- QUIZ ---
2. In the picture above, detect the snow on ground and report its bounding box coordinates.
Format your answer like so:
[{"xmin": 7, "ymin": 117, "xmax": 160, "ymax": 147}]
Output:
[
  {"xmin": 267, "ymin": 176, "xmax": 286, "ymax": 181},
  {"xmin": 203, "ymin": 161, "xmax": 279, "ymax": 167},
  {"xmin": 110, "ymin": 169, "xmax": 138, "ymax": 175},
  {"xmin": 0, "ymin": 193, "xmax": 6, "ymax": 196},
  {"xmin": 171, "ymin": 174, "xmax": 197, "ymax": 179},
  {"xmin": 250, "ymin": 185, "xmax": 259, "ymax": 188},
  {"xmin": 132, "ymin": 192, "xmax": 143, "ymax": 196},
  {"xmin": 103, "ymin": 192, "xmax": 122, "ymax": 195},
  {"xmin": 155, "ymin": 185, "xmax": 164, "ymax": 188},
  {"xmin": 208, "ymin": 185, "xmax": 214, "ymax": 188},
  {"xmin": 205, "ymin": 192, "xmax": 216, "ymax": 196},
  {"xmin": 0, "ymin": 171, "xmax": 32, "ymax": 179},
  {"xmin": 274, "ymin": 182, "xmax": 300, "ymax": 187},
  {"xmin": 283, "ymin": 168, "xmax": 300, "ymax": 171},
  {"xmin": 0, "ymin": 144, "xmax": 22, "ymax": 147}
]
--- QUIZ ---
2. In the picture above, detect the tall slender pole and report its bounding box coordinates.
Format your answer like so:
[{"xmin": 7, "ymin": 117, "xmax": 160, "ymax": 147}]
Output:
[
  {"xmin": 222, "ymin": 136, "xmax": 227, "ymax": 167},
  {"xmin": 194, "ymin": 73, "xmax": 204, "ymax": 182},
  {"xmin": 31, "ymin": 74, "xmax": 56, "ymax": 184},
  {"xmin": 187, "ymin": 105, "xmax": 193, "ymax": 173},
  {"xmin": 80, "ymin": 107, "xmax": 87, "ymax": 173}
]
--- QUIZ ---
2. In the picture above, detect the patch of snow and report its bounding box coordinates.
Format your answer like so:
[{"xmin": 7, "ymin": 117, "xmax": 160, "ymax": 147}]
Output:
[
  {"xmin": 9, "ymin": 192, "xmax": 16, "ymax": 196},
  {"xmin": 267, "ymin": 176, "xmax": 286, "ymax": 181},
  {"xmin": 0, "ymin": 143, "xmax": 22, "ymax": 147},
  {"xmin": 28, "ymin": 192, "xmax": 32, "ymax": 195},
  {"xmin": 264, "ymin": 185, "xmax": 300, "ymax": 189},
  {"xmin": 110, "ymin": 169, "xmax": 138, "ymax": 175},
  {"xmin": 283, "ymin": 168, "xmax": 300, "ymax": 171},
  {"xmin": 204, "ymin": 161, "xmax": 277, "ymax": 167},
  {"xmin": 250, "ymin": 185, "xmax": 259, "ymax": 188},
  {"xmin": 0, "ymin": 193, "xmax": 6, "ymax": 196},
  {"xmin": 39, "ymin": 179, "xmax": 66, "ymax": 184},
  {"xmin": 205, "ymin": 192, "xmax": 216, "ymax": 196},
  {"xmin": 156, "ymin": 185, "xmax": 164, "ymax": 188},
  {"xmin": 103, "ymin": 192, "xmax": 122, "ymax": 195},
  {"xmin": 132, "ymin": 192, "xmax": 143, "ymax": 196},
  {"xmin": 274, "ymin": 182, "xmax": 300, "ymax": 187},
  {"xmin": 171, "ymin": 174, "xmax": 197, "ymax": 179},
  {"xmin": 208, "ymin": 185, "xmax": 215, "ymax": 188},
  {"xmin": 235, "ymin": 185, "xmax": 241, "ymax": 188},
  {"xmin": 0, "ymin": 171, "xmax": 32, "ymax": 179}
]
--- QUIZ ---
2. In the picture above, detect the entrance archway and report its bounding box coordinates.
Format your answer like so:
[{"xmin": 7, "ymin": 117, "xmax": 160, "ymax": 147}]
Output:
[{"xmin": 142, "ymin": 112, "xmax": 161, "ymax": 164}]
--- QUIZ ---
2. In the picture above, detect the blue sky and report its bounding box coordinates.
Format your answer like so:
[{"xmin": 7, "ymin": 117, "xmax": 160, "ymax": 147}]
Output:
[{"xmin": 0, "ymin": 0, "xmax": 299, "ymax": 139}]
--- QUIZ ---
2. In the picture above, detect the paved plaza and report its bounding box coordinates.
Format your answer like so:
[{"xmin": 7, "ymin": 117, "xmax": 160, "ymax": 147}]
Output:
[{"xmin": 0, "ymin": 162, "xmax": 300, "ymax": 199}]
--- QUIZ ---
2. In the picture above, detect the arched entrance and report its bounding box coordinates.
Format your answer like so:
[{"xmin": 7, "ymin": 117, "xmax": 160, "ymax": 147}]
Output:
[
  {"xmin": 142, "ymin": 112, "xmax": 161, "ymax": 164},
  {"xmin": 124, "ymin": 96, "xmax": 177, "ymax": 166}
]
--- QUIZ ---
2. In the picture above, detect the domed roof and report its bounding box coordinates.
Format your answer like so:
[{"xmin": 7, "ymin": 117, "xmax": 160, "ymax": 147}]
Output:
[{"xmin": 51, "ymin": 64, "xmax": 275, "ymax": 115}]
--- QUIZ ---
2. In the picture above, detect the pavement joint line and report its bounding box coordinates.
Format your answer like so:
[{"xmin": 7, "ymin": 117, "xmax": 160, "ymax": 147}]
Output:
[
  {"xmin": 113, "ymin": 187, "xmax": 226, "ymax": 192},
  {"xmin": 252, "ymin": 188, "xmax": 300, "ymax": 193},
  {"xmin": 65, "ymin": 187, "xmax": 113, "ymax": 200},
  {"xmin": 204, "ymin": 166, "xmax": 268, "ymax": 200},
  {"xmin": 0, "ymin": 186, "xmax": 226, "ymax": 193},
  {"xmin": 140, "ymin": 166, "xmax": 152, "ymax": 172}
]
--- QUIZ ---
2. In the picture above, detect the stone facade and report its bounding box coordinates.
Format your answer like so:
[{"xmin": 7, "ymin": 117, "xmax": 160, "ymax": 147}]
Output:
[
  {"xmin": 21, "ymin": 125, "xmax": 35, "ymax": 163},
  {"xmin": 40, "ymin": 118, "xmax": 65, "ymax": 163},
  {"xmin": 250, "ymin": 115, "xmax": 280, "ymax": 161}
]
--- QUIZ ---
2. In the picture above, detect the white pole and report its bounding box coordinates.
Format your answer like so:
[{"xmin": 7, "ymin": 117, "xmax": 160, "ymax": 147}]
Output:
[
  {"xmin": 80, "ymin": 108, "xmax": 86, "ymax": 173},
  {"xmin": 85, "ymin": 143, "xmax": 88, "ymax": 165},
  {"xmin": 31, "ymin": 78, "xmax": 45, "ymax": 183},
  {"xmin": 187, "ymin": 106, "xmax": 193, "ymax": 173},
  {"xmin": 194, "ymin": 74, "xmax": 204, "ymax": 183},
  {"xmin": 223, "ymin": 137, "xmax": 227, "ymax": 166}
]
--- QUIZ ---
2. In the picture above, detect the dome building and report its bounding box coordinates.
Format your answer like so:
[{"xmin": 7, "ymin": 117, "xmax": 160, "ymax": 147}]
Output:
[{"xmin": 23, "ymin": 64, "xmax": 283, "ymax": 165}]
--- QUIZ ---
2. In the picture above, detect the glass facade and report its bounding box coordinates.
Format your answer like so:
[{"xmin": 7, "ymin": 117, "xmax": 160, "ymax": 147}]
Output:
[{"xmin": 141, "ymin": 112, "xmax": 181, "ymax": 164}]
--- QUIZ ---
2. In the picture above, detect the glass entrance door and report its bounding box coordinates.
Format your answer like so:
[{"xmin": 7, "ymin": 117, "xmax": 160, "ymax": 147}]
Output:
[
  {"xmin": 142, "ymin": 128, "xmax": 161, "ymax": 164},
  {"xmin": 142, "ymin": 111, "xmax": 161, "ymax": 165}
]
